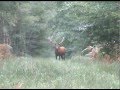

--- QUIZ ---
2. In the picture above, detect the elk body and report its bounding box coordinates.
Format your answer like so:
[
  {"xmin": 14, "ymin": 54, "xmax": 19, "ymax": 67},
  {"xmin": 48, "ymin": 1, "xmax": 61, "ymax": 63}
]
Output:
[
  {"xmin": 48, "ymin": 36, "xmax": 66, "ymax": 60},
  {"xmin": 55, "ymin": 44, "xmax": 66, "ymax": 60}
]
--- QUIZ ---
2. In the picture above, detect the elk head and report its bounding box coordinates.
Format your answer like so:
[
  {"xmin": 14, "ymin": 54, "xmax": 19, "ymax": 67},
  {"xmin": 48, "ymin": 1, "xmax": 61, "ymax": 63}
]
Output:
[{"xmin": 47, "ymin": 36, "xmax": 66, "ymax": 60}]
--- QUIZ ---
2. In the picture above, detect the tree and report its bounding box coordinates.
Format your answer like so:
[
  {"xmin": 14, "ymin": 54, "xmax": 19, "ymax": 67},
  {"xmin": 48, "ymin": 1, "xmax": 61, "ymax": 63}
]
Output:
[{"xmin": 85, "ymin": 2, "xmax": 120, "ymax": 58}]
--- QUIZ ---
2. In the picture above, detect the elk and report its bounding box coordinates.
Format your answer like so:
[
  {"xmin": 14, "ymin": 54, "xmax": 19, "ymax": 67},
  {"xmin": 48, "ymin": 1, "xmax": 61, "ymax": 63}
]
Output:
[{"xmin": 47, "ymin": 36, "xmax": 66, "ymax": 60}]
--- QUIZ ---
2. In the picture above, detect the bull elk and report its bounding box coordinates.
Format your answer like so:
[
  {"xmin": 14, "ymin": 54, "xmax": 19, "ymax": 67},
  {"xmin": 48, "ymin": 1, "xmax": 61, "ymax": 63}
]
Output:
[{"xmin": 47, "ymin": 36, "xmax": 66, "ymax": 60}]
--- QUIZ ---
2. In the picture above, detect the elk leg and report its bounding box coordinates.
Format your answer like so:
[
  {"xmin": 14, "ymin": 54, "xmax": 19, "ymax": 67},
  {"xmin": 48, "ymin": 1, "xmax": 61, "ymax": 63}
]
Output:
[
  {"xmin": 58, "ymin": 55, "xmax": 59, "ymax": 60},
  {"xmin": 59, "ymin": 55, "xmax": 62, "ymax": 60},
  {"xmin": 56, "ymin": 54, "xmax": 57, "ymax": 60},
  {"xmin": 61, "ymin": 55, "xmax": 63, "ymax": 60},
  {"xmin": 61, "ymin": 55, "xmax": 65, "ymax": 60},
  {"xmin": 63, "ymin": 55, "xmax": 65, "ymax": 60}
]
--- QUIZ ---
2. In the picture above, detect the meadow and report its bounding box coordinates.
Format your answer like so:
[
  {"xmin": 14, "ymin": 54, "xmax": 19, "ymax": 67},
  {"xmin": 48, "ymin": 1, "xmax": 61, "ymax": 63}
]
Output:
[{"xmin": 0, "ymin": 56, "xmax": 119, "ymax": 89}]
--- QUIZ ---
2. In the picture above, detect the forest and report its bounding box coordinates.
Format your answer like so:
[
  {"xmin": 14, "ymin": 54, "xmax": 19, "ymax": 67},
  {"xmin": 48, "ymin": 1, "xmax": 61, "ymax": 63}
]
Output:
[{"xmin": 0, "ymin": 1, "xmax": 120, "ymax": 89}]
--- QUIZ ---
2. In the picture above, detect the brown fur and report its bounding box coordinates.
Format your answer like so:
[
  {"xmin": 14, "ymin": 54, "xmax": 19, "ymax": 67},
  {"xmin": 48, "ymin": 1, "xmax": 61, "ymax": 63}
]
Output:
[{"xmin": 55, "ymin": 46, "xmax": 66, "ymax": 60}]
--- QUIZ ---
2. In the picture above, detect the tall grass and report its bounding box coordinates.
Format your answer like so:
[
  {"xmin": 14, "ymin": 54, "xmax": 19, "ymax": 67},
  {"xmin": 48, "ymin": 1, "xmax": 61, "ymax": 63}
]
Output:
[{"xmin": 0, "ymin": 56, "xmax": 119, "ymax": 89}]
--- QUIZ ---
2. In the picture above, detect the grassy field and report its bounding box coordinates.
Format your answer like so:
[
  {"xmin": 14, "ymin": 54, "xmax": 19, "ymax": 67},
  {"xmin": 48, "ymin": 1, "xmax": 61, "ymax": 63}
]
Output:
[{"xmin": 0, "ymin": 56, "xmax": 119, "ymax": 89}]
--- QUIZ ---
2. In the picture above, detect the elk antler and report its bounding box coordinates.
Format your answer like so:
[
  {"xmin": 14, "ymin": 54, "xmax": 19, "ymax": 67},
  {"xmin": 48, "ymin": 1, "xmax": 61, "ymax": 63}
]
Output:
[
  {"xmin": 59, "ymin": 37, "xmax": 65, "ymax": 45},
  {"xmin": 47, "ymin": 35, "xmax": 57, "ymax": 46}
]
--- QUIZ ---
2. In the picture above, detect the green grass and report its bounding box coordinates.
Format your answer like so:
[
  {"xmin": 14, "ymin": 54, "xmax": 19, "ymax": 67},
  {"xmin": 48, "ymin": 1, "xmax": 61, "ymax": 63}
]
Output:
[{"xmin": 0, "ymin": 56, "xmax": 119, "ymax": 89}]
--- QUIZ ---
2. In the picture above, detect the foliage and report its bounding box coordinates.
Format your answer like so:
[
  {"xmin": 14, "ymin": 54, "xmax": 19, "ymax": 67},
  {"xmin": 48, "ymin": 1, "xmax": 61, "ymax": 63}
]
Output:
[
  {"xmin": 0, "ymin": 1, "xmax": 119, "ymax": 58},
  {"xmin": 85, "ymin": 2, "xmax": 120, "ymax": 56}
]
